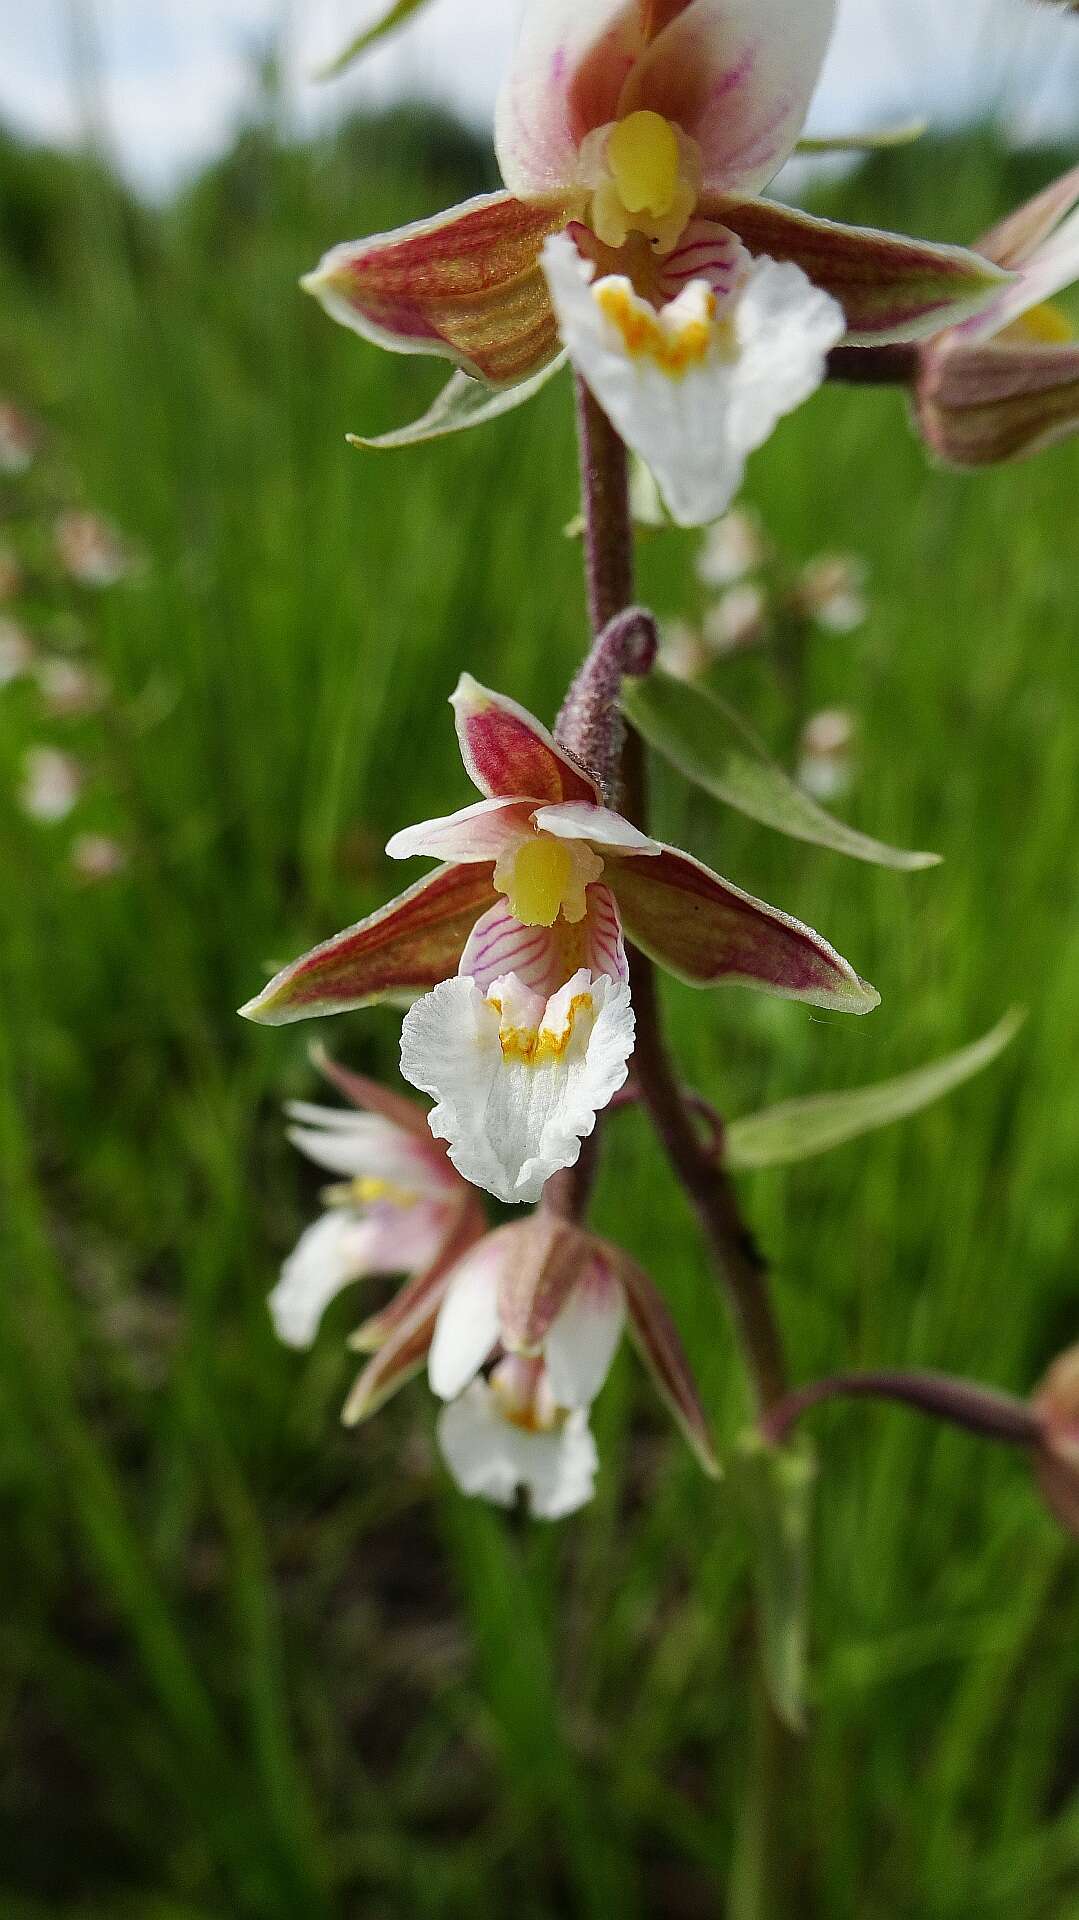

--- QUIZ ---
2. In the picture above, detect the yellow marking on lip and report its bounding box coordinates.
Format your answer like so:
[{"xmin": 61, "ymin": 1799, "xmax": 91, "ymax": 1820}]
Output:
[
  {"xmin": 488, "ymin": 991, "xmax": 595, "ymax": 1066},
  {"xmin": 594, "ymin": 281, "xmax": 717, "ymax": 377}
]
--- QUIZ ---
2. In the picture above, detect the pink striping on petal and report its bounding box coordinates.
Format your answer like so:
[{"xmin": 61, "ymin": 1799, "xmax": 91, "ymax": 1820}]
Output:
[
  {"xmin": 623, "ymin": 0, "xmax": 836, "ymax": 197},
  {"xmin": 583, "ymin": 883, "xmax": 629, "ymax": 983},
  {"xmin": 655, "ymin": 220, "xmax": 749, "ymax": 302},
  {"xmin": 459, "ymin": 901, "xmax": 568, "ymax": 997}
]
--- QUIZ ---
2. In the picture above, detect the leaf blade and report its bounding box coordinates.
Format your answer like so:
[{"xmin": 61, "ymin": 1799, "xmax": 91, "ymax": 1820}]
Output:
[
  {"xmin": 314, "ymin": 0, "xmax": 434, "ymax": 79},
  {"xmin": 733, "ymin": 1431, "xmax": 817, "ymax": 1733},
  {"xmin": 348, "ymin": 357, "xmax": 566, "ymax": 453},
  {"xmin": 726, "ymin": 1007, "xmax": 1026, "ymax": 1172},
  {"xmin": 623, "ymin": 672, "xmax": 940, "ymax": 871}
]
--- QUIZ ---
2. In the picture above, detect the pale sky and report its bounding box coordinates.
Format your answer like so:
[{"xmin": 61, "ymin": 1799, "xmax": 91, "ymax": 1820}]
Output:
[{"xmin": 2, "ymin": 0, "xmax": 1078, "ymax": 195}]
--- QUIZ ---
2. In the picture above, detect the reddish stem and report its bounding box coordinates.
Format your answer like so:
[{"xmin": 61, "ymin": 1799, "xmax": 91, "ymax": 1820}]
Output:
[{"xmin": 761, "ymin": 1369, "xmax": 1039, "ymax": 1450}]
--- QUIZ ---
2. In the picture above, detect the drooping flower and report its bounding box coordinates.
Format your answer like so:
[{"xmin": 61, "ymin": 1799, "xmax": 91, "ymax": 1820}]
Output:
[
  {"xmin": 37, "ymin": 656, "xmax": 109, "ymax": 718},
  {"xmin": 0, "ymin": 401, "xmax": 40, "ymax": 475},
  {"xmin": 912, "ymin": 164, "xmax": 1079, "ymax": 466},
  {"xmin": 788, "ymin": 554, "xmax": 868, "ymax": 634},
  {"xmin": 697, "ymin": 506, "xmax": 769, "ymax": 588},
  {"xmin": 241, "ymin": 675, "xmax": 879, "ymax": 1204},
  {"xmin": 55, "ymin": 511, "xmax": 137, "ymax": 588},
  {"xmin": 70, "ymin": 833, "xmax": 129, "ymax": 884},
  {"xmin": 428, "ymin": 1214, "xmax": 719, "ymax": 1516},
  {"xmin": 19, "ymin": 745, "xmax": 82, "ymax": 823},
  {"xmin": 268, "ymin": 1049, "xmax": 484, "ymax": 1355},
  {"xmin": 797, "ymin": 707, "xmax": 858, "ymax": 802},
  {"xmin": 0, "ymin": 617, "xmax": 34, "ymax": 686},
  {"xmin": 303, "ymin": 0, "xmax": 1007, "ymax": 522}
]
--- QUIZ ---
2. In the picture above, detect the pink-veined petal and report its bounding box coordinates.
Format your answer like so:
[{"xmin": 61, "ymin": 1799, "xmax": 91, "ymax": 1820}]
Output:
[
  {"xmin": 654, "ymin": 218, "xmax": 750, "ymax": 303},
  {"xmin": 917, "ymin": 338, "xmax": 1079, "ymax": 466},
  {"xmin": 428, "ymin": 1232, "xmax": 508, "ymax": 1399},
  {"xmin": 451, "ymin": 672, "xmax": 603, "ymax": 805},
  {"xmin": 613, "ymin": 1247, "xmax": 720, "ymax": 1475},
  {"xmin": 534, "ymin": 799, "xmax": 662, "ymax": 855},
  {"xmin": 977, "ymin": 164, "xmax": 1079, "ymax": 271},
  {"xmin": 460, "ymin": 883, "xmax": 629, "ymax": 996},
  {"xmin": 302, "ymin": 192, "xmax": 566, "ymax": 387},
  {"xmin": 623, "ymin": 0, "xmax": 837, "ymax": 197},
  {"xmin": 495, "ymin": 0, "xmax": 643, "ymax": 202},
  {"xmin": 708, "ymin": 195, "xmax": 1011, "ymax": 344},
  {"xmin": 544, "ymin": 1253, "xmax": 626, "ymax": 1408},
  {"xmin": 386, "ymin": 796, "xmax": 536, "ymax": 864},
  {"xmin": 239, "ymin": 864, "xmax": 499, "ymax": 1026},
  {"xmin": 611, "ymin": 844, "xmax": 879, "ymax": 1012}
]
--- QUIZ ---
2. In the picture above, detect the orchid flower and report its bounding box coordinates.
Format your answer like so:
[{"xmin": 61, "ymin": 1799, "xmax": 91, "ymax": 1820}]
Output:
[
  {"xmin": 303, "ymin": 0, "xmax": 1007, "ymax": 523},
  {"xmin": 913, "ymin": 164, "xmax": 1079, "ymax": 466},
  {"xmin": 429, "ymin": 1215, "xmax": 719, "ymax": 1517},
  {"xmin": 268, "ymin": 1051, "xmax": 484, "ymax": 1377},
  {"xmin": 242, "ymin": 674, "xmax": 879, "ymax": 1206}
]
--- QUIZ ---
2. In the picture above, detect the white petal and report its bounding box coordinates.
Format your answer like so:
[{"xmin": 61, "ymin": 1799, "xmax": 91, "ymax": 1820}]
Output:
[
  {"xmin": 623, "ymin": 0, "xmax": 837, "ymax": 197},
  {"xmin": 543, "ymin": 234, "xmax": 843, "ymax": 527},
  {"xmin": 437, "ymin": 1383, "xmax": 599, "ymax": 1518},
  {"xmin": 725, "ymin": 256, "xmax": 848, "ymax": 455},
  {"xmin": 385, "ymin": 797, "xmax": 533, "ymax": 864},
  {"xmin": 268, "ymin": 1212, "xmax": 383, "ymax": 1348},
  {"xmin": 400, "ymin": 968, "xmax": 635, "ymax": 1206},
  {"xmin": 544, "ymin": 1258, "xmax": 625, "ymax": 1408},
  {"xmin": 284, "ymin": 1106, "xmax": 442, "ymax": 1189},
  {"xmin": 533, "ymin": 800, "xmax": 661, "ymax": 856},
  {"xmin": 427, "ymin": 1238, "xmax": 504, "ymax": 1399},
  {"xmin": 495, "ymin": 0, "xmax": 639, "ymax": 203}
]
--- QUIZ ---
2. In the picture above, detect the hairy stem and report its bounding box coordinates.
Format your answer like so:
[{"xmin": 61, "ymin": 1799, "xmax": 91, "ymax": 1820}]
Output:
[
  {"xmin": 572, "ymin": 376, "xmax": 788, "ymax": 1415},
  {"xmin": 576, "ymin": 376, "xmax": 634, "ymax": 631}
]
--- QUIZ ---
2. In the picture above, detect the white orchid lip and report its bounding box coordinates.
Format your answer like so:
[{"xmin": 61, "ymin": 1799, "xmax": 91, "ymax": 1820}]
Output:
[
  {"xmin": 400, "ymin": 967, "xmax": 635, "ymax": 1206},
  {"xmin": 543, "ymin": 231, "xmax": 846, "ymax": 527}
]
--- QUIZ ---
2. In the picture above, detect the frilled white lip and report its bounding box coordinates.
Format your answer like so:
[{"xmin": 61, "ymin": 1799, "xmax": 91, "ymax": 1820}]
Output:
[
  {"xmin": 438, "ymin": 1382, "xmax": 599, "ymax": 1519},
  {"xmin": 542, "ymin": 231, "xmax": 846, "ymax": 526},
  {"xmin": 400, "ymin": 967, "xmax": 635, "ymax": 1206}
]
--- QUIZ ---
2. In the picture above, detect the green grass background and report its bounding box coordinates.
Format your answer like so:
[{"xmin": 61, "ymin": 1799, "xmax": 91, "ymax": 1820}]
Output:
[{"xmin": 1, "ymin": 101, "xmax": 1078, "ymax": 1918}]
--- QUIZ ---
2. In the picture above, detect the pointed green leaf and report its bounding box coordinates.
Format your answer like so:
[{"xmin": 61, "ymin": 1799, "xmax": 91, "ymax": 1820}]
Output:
[
  {"xmin": 726, "ymin": 1008, "xmax": 1025, "ymax": 1172},
  {"xmin": 348, "ymin": 357, "xmax": 566, "ymax": 453},
  {"xmin": 797, "ymin": 120, "xmax": 927, "ymax": 155},
  {"xmin": 314, "ymin": 0, "xmax": 435, "ymax": 79},
  {"xmin": 733, "ymin": 1430, "xmax": 817, "ymax": 1733},
  {"xmin": 623, "ymin": 672, "xmax": 940, "ymax": 871}
]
